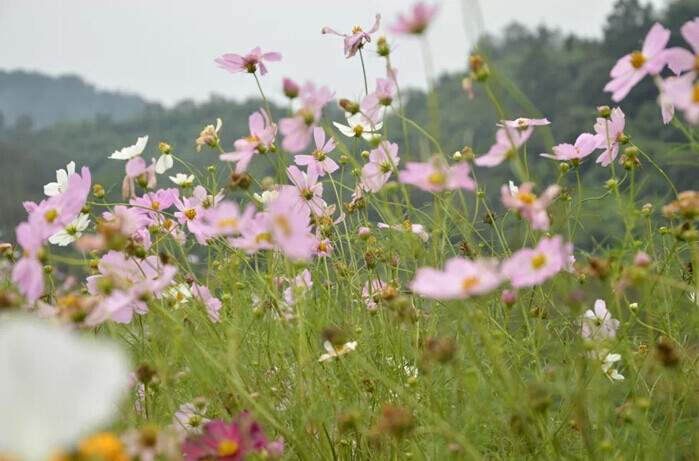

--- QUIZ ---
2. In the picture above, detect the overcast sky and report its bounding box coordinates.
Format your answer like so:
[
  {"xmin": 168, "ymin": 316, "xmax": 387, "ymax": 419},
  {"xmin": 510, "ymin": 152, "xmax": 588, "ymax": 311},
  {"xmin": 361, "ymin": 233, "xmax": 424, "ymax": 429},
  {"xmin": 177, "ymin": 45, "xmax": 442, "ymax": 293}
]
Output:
[{"xmin": 0, "ymin": 0, "xmax": 663, "ymax": 106}]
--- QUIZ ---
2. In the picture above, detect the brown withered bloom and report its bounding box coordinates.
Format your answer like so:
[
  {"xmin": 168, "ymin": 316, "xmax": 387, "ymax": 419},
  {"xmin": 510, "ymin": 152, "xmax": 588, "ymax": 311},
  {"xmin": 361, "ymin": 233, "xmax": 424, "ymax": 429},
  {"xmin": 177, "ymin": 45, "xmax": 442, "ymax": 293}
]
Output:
[
  {"xmin": 370, "ymin": 404, "xmax": 414, "ymax": 438},
  {"xmin": 662, "ymin": 191, "xmax": 699, "ymax": 220}
]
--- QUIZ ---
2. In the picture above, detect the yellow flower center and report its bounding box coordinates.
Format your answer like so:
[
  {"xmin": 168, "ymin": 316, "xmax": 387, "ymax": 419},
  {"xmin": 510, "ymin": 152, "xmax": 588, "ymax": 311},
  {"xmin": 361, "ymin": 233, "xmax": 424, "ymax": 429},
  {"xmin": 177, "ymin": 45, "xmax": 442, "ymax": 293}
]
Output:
[
  {"xmin": 184, "ymin": 209, "xmax": 197, "ymax": 220},
  {"xmin": 176, "ymin": 292, "xmax": 185, "ymax": 301},
  {"xmin": 693, "ymin": 82, "xmax": 699, "ymax": 103},
  {"xmin": 531, "ymin": 253, "xmax": 547, "ymax": 269},
  {"xmin": 163, "ymin": 219, "xmax": 173, "ymax": 229},
  {"xmin": 256, "ymin": 232, "xmax": 273, "ymax": 243},
  {"xmin": 218, "ymin": 440, "xmax": 239, "ymax": 457},
  {"xmin": 246, "ymin": 134, "xmax": 260, "ymax": 143},
  {"xmin": 312, "ymin": 149, "xmax": 325, "ymax": 161},
  {"xmin": 218, "ymin": 218, "xmax": 239, "ymax": 228},
  {"xmin": 45, "ymin": 209, "xmax": 58, "ymax": 223},
  {"xmin": 517, "ymin": 119, "xmax": 527, "ymax": 126},
  {"xmin": 151, "ymin": 201, "xmax": 160, "ymax": 210},
  {"xmin": 461, "ymin": 277, "xmax": 480, "ymax": 292},
  {"xmin": 353, "ymin": 125, "xmax": 364, "ymax": 136},
  {"xmin": 275, "ymin": 216, "xmax": 292, "ymax": 236},
  {"xmin": 352, "ymin": 26, "xmax": 363, "ymax": 34},
  {"xmin": 428, "ymin": 172, "xmax": 446, "ymax": 185},
  {"xmin": 318, "ymin": 241, "xmax": 327, "ymax": 252},
  {"xmin": 630, "ymin": 51, "xmax": 645, "ymax": 69},
  {"xmin": 402, "ymin": 220, "xmax": 412, "ymax": 229},
  {"xmin": 517, "ymin": 191, "xmax": 537, "ymax": 204}
]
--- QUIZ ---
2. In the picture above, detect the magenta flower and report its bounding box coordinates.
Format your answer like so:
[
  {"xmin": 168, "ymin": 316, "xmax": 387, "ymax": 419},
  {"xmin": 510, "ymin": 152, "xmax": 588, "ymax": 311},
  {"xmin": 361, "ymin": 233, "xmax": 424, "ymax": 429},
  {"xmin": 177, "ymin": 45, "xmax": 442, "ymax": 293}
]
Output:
[
  {"xmin": 604, "ymin": 23, "xmax": 672, "ymax": 102},
  {"xmin": 501, "ymin": 182, "xmax": 560, "ymax": 231},
  {"xmin": 279, "ymin": 82, "xmax": 334, "ymax": 153},
  {"xmin": 503, "ymin": 117, "xmax": 550, "ymax": 129},
  {"xmin": 284, "ymin": 165, "xmax": 328, "ymax": 216},
  {"xmin": 663, "ymin": 18, "xmax": 699, "ymax": 75},
  {"xmin": 322, "ymin": 14, "xmax": 381, "ymax": 58},
  {"xmin": 12, "ymin": 221, "xmax": 45, "ymax": 302},
  {"xmin": 409, "ymin": 257, "xmax": 501, "ymax": 300},
  {"xmin": 593, "ymin": 107, "xmax": 626, "ymax": 166},
  {"xmin": 474, "ymin": 126, "xmax": 533, "ymax": 167},
  {"xmin": 541, "ymin": 133, "xmax": 598, "ymax": 165},
  {"xmin": 214, "ymin": 47, "xmax": 282, "ymax": 76},
  {"xmin": 501, "ymin": 235, "xmax": 574, "ymax": 288},
  {"xmin": 664, "ymin": 71, "xmax": 699, "ymax": 125},
  {"xmin": 399, "ymin": 156, "xmax": 475, "ymax": 193},
  {"xmin": 389, "ymin": 2, "xmax": 439, "ymax": 35},
  {"xmin": 220, "ymin": 109, "xmax": 277, "ymax": 174},
  {"xmin": 294, "ymin": 127, "xmax": 339, "ymax": 177},
  {"xmin": 361, "ymin": 141, "xmax": 400, "ymax": 193},
  {"xmin": 581, "ymin": 299, "xmax": 620, "ymax": 342}
]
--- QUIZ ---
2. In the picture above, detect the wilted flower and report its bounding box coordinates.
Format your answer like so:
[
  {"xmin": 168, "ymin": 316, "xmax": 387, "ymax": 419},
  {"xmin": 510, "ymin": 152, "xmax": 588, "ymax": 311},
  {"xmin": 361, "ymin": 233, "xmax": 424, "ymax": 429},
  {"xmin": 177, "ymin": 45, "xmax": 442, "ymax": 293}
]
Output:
[
  {"xmin": 322, "ymin": 14, "xmax": 381, "ymax": 58},
  {"xmin": 195, "ymin": 118, "xmax": 222, "ymax": 152}
]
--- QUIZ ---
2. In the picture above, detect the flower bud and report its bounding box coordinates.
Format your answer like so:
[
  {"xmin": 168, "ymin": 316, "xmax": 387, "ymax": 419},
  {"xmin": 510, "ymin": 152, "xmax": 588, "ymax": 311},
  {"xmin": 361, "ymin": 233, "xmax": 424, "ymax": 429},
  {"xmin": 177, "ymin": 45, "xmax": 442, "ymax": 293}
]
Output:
[
  {"xmin": 158, "ymin": 142, "xmax": 172, "ymax": 154},
  {"xmin": 597, "ymin": 106, "xmax": 611, "ymax": 118},
  {"xmin": 641, "ymin": 203, "xmax": 653, "ymax": 217},
  {"xmin": 377, "ymin": 36, "xmax": 390, "ymax": 56},
  {"xmin": 558, "ymin": 162, "xmax": 570, "ymax": 173},
  {"xmin": 339, "ymin": 98, "xmax": 360, "ymax": 115},
  {"xmin": 469, "ymin": 55, "xmax": 490, "ymax": 82},
  {"xmin": 605, "ymin": 178, "xmax": 618, "ymax": 189},
  {"xmin": 207, "ymin": 165, "xmax": 216, "ymax": 173},
  {"xmin": 43, "ymin": 265, "xmax": 53, "ymax": 274},
  {"xmin": 360, "ymin": 150, "xmax": 370, "ymax": 159},
  {"xmin": 283, "ymin": 78, "xmax": 299, "ymax": 99},
  {"xmin": 461, "ymin": 146, "xmax": 475, "ymax": 163},
  {"xmin": 358, "ymin": 226, "xmax": 371, "ymax": 239},
  {"xmin": 93, "ymin": 184, "xmax": 106, "ymax": 199},
  {"xmin": 229, "ymin": 172, "xmax": 252, "ymax": 190},
  {"xmin": 501, "ymin": 289, "xmax": 517, "ymax": 306},
  {"xmin": 340, "ymin": 155, "xmax": 349, "ymax": 165},
  {"xmin": 633, "ymin": 252, "xmax": 652, "ymax": 267},
  {"xmin": 617, "ymin": 133, "xmax": 630, "ymax": 145}
]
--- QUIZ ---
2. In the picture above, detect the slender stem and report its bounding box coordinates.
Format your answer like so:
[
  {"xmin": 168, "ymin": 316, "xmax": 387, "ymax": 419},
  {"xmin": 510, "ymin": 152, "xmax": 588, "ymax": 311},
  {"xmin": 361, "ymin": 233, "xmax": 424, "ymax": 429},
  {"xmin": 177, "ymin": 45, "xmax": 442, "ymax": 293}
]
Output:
[{"xmin": 358, "ymin": 48, "xmax": 369, "ymax": 96}]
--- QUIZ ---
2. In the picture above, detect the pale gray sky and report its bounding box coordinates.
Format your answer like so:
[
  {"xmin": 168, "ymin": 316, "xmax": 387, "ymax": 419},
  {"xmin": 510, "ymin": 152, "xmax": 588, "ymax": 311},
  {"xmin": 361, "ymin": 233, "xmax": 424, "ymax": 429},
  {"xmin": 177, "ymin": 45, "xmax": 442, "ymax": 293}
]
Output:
[{"xmin": 0, "ymin": 0, "xmax": 663, "ymax": 106}]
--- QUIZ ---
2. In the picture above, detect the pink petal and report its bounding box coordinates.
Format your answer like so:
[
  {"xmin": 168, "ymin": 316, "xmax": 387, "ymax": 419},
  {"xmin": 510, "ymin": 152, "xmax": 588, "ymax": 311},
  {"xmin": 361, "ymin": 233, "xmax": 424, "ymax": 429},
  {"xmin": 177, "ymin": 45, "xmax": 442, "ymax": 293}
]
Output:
[{"xmin": 642, "ymin": 23, "xmax": 670, "ymax": 58}]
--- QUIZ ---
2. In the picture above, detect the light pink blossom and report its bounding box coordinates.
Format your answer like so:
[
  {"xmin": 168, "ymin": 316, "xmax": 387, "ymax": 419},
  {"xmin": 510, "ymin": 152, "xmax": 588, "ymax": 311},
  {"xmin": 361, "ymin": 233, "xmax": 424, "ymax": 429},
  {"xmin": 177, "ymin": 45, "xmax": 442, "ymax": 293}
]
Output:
[
  {"xmin": 501, "ymin": 182, "xmax": 560, "ymax": 231},
  {"xmin": 294, "ymin": 127, "xmax": 339, "ymax": 176},
  {"xmin": 501, "ymin": 236, "xmax": 574, "ymax": 288},
  {"xmin": 322, "ymin": 14, "xmax": 381, "ymax": 58},
  {"xmin": 389, "ymin": 2, "xmax": 439, "ymax": 35},
  {"xmin": 361, "ymin": 142, "xmax": 400, "ymax": 192},
  {"xmin": 399, "ymin": 156, "xmax": 475, "ymax": 193},
  {"xmin": 541, "ymin": 133, "xmax": 598, "ymax": 164},
  {"xmin": 214, "ymin": 47, "xmax": 282, "ymax": 76},
  {"xmin": 474, "ymin": 126, "xmax": 533, "ymax": 167},
  {"xmin": 593, "ymin": 107, "xmax": 626, "ymax": 166},
  {"xmin": 409, "ymin": 257, "xmax": 501, "ymax": 299}
]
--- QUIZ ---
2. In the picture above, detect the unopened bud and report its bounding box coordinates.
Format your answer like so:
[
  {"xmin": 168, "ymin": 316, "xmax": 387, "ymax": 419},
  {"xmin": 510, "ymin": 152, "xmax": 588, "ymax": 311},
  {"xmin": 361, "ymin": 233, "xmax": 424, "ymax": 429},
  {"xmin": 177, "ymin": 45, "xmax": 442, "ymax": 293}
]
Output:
[
  {"xmin": 158, "ymin": 142, "xmax": 172, "ymax": 154},
  {"xmin": 377, "ymin": 36, "xmax": 390, "ymax": 56},
  {"xmin": 283, "ymin": 78, "xmax": 300, "ymax": 99},
  {"xmin": 339, "ymin": 98, "xmax": 360, "ymax": 115},
  {"xmin": 93, "ymin": 184, "xmax": 105, "ymax": 199},
  {"xmin": 460, "ymin": 146, "xmax": 475, "ymax": 163},
  {"xmin": 360, "ymin": 150, "xmax": 370, "ymax": 159},
  {"xmin": 559, "ymin": 162, "xmax": 570, "ymax": 173},
  {"xmin": 597, "ymin": 106, "xmax": 611, "ymax": 118}
]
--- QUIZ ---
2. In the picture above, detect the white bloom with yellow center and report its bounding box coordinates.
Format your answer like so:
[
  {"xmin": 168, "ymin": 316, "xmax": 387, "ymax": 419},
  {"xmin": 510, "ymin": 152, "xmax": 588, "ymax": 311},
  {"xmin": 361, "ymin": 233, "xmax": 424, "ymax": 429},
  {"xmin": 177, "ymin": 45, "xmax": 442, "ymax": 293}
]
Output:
[{"xmin": 318, "ymin": 340, "xmax": 357, "ymax": 362}]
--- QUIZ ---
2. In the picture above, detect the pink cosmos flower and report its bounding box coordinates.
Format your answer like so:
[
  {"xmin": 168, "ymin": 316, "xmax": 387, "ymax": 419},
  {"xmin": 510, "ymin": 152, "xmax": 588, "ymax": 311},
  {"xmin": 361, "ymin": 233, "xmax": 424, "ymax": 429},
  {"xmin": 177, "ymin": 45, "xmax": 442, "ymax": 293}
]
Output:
[
  {"xmin": 389, "ymin": 2, "xmax": 439, "ymax": 35},
  {"xmin": 474, "ymin": 126, "xmax": 533, "ymax": 167},
  {"xmin": 230, "ymin": 212, "xmax": 275, "ymax": 255},
  {"xmin": 279, "ymin": 82, "xmax": 334, "ymax": 153},
  {"xmin": 322, "ymin": 14, "xmax": 381, "ymax": 58},
  {"xmin": 214, "ymin": 47, "xmax": 282, "ymax": 76},
  {"xmin": 604, "ymin": 23, "xmax": 672, "ymax": 102},
  {"xmin": 294, "ymin": 127, "xmax": 339, "ymax": 177},
  {"xmin": 664, "ymin": 18, "xmax": 699, "ymax": 75},
  {"xmin": 362, "ymin": 279, "xmax": 386, "ymax": 311},
  {"xmin": 12, "ymin": 221, "xmax": 45, "ymax": 302},
  {"xmin": 123, "ymin": 156, "xmax": 157, "ymax": 200},
  {"xmin": 284, "ymin": 165, "xmax": 328, "ymax": 216},
  {"xmin": 581, "ymin": 299, "xmax": 620, "ymax": 342},
  {"xmin": 501, "ymin": 182, "xmax": 560, "ymax": 231},
  {"xmin": 130, "ymin": 188, "xmax": 180, "ymax": 222},
  {"xmin": 409, "ymin": 257, "xmax": 501, "ymax": 300},
  {"xmin": 200, "ymin": 201, "xmax": 255, "ymax": 238},
  {"xmin": 173, "ymin": 402, "xmax": 210, "ymax": 434},
  {"xmin": 503, "ymin": 117, "xmax": 550, "ymax": 129},
  {"xmin": 541, "ymin": 133, "xmax": 598, "ymax": 164},
  {"xmin": 315, "ymin": 236, "xmax": 333, "ymax": 257},
  {"xmin": 220, "ymin": 109, "xmax": 277, "ymax": 174},
  {"xmin": 501, "ymin": 235, "xmax": 574, "ymax": 288},
  {"xmin": 378, "ymin": 221, "xmax": 429, "ymax": 242},
  {"xmin": 664, "ymin": 71, "xmax": 699, "ymax": 124},
  {"xmin": 399, "ymin": 155, "xmax": 475, "ymax": 192},
  {"xmin": 265, "ymin": 188, "xmax": 316, "ymax": 261},
  {"xmin": 361, "ymin": 76, "xmax": 397, "ymax": 121},
  {"xmin": 192, "ymin": 284, "xmax": 223, "ymax": 323},
  {"xmin": 282, "ymin": 269, "xmax": 313, "ymax": 306},
  {"xmin": 593, "ymin": 107, "xmax": 626, "ymax": 166},
  {"xmin": 174, "ymin": 195, "xmax": 210, "ymax": 245},
  {"xmin": 361, "ymin": 141, "xmax": 400, "ymax": 192}
]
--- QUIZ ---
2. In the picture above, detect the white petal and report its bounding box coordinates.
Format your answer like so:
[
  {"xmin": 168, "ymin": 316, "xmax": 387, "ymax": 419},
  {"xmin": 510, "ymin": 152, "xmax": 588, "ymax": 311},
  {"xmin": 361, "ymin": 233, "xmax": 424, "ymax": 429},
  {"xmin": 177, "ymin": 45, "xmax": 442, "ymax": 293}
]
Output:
[
  {"xmin": 44, "ymin": 182, "xmax": 61, "ymax": 197},
  {"xmin": 0, "ymin": 316, "xmax": 129, "ymax": 460},
  {"xmin": 135, "ymin": 135, "xmax": 149, "ymax": 155},
  {"xmin": 66, "ymin": 161, "xmax": 76, "ymax": 175},
  {"xmin": 333, "ymin": 122, "xmax": 356, "ymax": 138},
  {"xmin": 156, "ymin": 155, "xmax": 173, "ymax": 174}
]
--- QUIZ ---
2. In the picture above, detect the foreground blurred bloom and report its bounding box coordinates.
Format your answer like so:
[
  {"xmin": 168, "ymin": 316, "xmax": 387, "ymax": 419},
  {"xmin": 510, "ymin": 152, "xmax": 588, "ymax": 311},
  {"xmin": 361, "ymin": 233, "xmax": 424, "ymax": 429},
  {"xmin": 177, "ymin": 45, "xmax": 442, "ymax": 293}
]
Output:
[
  {"xmin": 399, "ymin": 155, "xmax": 475, "ymax": 192},
  {"xmin": 294, "ymin": 127, "xmax": 339, "ymax": 176},
  {"xmin": 48, "ymin": 213, "xmax": 90, "ymax": 246},
  {"xmin": 501, "ymin": 182, "xmax": 560, "ymax": 231},
  {"xmin": 44, "ymin": 161, "xmax": 75, "ymax": 196},
  {"xmin": 593, "ymin": 107, "xmax": 626, "ymax": 166},
  {"xmin": 501, "ymin": 236, "xmax": 574, "ymax": 288},
  {"xmin": 474, "ymin": 125, "xmax": 532, "ymax": 167},
  {"xmin": 0, "ymin": 316, "xmax": 129, "ymax": 460},
  {"xmin": 409, "ymin": 257, "xmax": 501, "ymax": 299},
  {"xmin": 77, "ymin": 433, "xmax": 128, "ymax": 461},
  {"xmin": 604, "ymin": 23, "xmax": 672, "ymax": 102},
  {"xmin": 214, "ymin": 47, "xmax": 282, "ymax": 76},
  {"xmin": 322, "ymin": 14, "xmax": 381, "ymax": 58},
  {"xmin": 581, "ymin": 299, "xmax": 620, "ymax": 342},
  {"xmin": 109, "ymin": 135, "xmax": 149, "ymax": 160},
  {"xmin": 181, "ymin": 413, "xmax": 282, "ymax": 461},
  {"xmin": 361, "ymin": 141, "xmax": 400, "ymax": 192},
  {"xmin": 12, "ymin": 222, "xmax": 45, "ymax": 302},
  {"xmin": 541, "ymin": 133, "xmax": 598, "ymax": 165},
  {"xmin": 318, "ymin": 340, "xmax": 358, "ymax": 361},
  {"xmin": 389, "ymin": 2, "xmax": 439, "ymax": 35},
  {"xmin": 662, "ymin": 17, "xmax": 699, "ymax": 74}
]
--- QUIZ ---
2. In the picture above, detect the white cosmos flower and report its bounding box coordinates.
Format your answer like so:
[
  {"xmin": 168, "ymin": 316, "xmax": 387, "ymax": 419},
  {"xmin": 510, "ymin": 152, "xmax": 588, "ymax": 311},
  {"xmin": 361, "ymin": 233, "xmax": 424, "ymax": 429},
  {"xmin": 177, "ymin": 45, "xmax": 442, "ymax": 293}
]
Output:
[
  {"xmin": 155, "ymin": 152, "xmax": 174, "ymax": 174},
  {"xmin": 601, "ymin": 353, "xmax": 624, "ymax": 382},
  {"xmin": 0, "ymin": 315, "xmax": 129, "ymax": 460},
  {"xmin": 44, "ymin": 161, "xmax": 76, "ymax": 196},
  {"xmin": 333, "ymin": 112, "xmax": 383, "ymax": 141},
  {"xmin": 109, "ymin": 135, "xmax": 149, "ymax": 160},
  {"xmin": 167, "ymin": 283, "xmax": 193, "ymax": 308},
  {"xmin": 318, "ymin": 340, "xmax": 357, "ymax": 362},
  {"xmin": 508, "ymin": 180, "xmax": 519, "ymax": 196},
  {"xmin": 48, "ymin": 214, "xmax": 90, "ymax": 246},
  {"xmin": 253, "ymin": 189, "xmax": 279, "ymax": 205},
  {"xmin": 169, "ymin": 173, "xmax": 195, "ymax": 187}
]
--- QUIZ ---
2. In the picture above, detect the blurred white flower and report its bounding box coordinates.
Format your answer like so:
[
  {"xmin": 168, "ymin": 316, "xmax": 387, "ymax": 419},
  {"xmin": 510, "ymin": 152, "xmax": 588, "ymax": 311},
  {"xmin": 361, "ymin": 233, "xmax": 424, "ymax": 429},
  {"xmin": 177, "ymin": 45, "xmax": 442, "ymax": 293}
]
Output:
[
  {"xmin": 109, "ymin": 135, "xmax": 149, "ymax": 160},
  {"xmin": 44, "ymin": 161, "xmax": 75, "ymax": 196},
  {"xmin": 318, "ymin": 340, "xmax": 357, "ymax": 362},
  {"xmin": 48, "ymin": 213, "xmax": 90, "ymax": 246},
  {"xmin": 0, "ymin": 316, "xmax": 129, "ymax": 460},
  {"xmin": 601, "ymin": 353, "xmax": 624, "ymax": 382}
]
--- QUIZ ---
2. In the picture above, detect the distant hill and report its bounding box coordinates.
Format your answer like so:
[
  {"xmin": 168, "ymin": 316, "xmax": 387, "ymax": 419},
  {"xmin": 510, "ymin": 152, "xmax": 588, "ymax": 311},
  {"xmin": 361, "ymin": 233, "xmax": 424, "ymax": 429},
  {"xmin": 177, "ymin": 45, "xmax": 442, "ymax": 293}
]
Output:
[{"xmin": 0, "ymin": 70, "xmax": 148, "ymax": 128}]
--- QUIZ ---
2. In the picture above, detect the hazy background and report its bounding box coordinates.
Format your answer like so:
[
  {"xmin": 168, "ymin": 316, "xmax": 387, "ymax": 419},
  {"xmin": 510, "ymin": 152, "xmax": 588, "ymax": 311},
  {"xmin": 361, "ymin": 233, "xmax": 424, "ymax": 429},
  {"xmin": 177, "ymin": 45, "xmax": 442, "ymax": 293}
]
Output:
[{"xmin": 0, "ymin": 0, "xmax": 665, "ymax": 106}]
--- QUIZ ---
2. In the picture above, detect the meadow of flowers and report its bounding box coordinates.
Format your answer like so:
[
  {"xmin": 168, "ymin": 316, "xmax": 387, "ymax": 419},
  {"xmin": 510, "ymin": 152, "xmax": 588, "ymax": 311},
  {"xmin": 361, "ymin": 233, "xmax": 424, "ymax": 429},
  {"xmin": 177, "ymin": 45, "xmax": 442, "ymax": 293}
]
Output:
[{"xmin": 1, "ymin": 3, "xmax": 699, "ymax": 460}]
